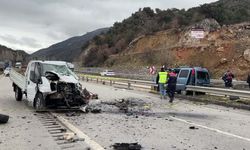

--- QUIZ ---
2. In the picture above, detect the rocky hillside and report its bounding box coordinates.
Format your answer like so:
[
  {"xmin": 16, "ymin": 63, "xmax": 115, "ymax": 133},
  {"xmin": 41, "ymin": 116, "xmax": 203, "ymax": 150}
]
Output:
[
  {"xmin": 108, "ymin": 20, "xmax": 250, "ymax": 79},
  {"xmin": 0, "ymin": 45, "xmax": 28, "ymax": 64},
  {"xmin": 78, "ymin": 0, "xmax": 250, "ymax": 79},
  {"xmin": 30, "ymin": 28, "xmax": 109, "ymax": 62}
]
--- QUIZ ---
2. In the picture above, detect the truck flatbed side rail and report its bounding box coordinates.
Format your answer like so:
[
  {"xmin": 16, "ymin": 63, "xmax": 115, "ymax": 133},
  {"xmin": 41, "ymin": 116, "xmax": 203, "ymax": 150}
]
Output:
[{"xmin": 10, "ymin": 69, "xmax": 26, "ymax": 91}]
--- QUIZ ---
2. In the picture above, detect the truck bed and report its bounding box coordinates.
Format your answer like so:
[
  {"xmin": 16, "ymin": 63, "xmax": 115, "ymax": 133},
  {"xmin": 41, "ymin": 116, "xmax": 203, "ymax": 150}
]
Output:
[{"xmin": 10, "ymin": 69, "xmax": 26, "ymax": 91}]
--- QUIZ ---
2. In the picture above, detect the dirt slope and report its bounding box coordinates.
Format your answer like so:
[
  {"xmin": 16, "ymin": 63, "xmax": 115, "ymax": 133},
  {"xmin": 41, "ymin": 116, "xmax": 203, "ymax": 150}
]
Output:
[{"xmin": 104, "ymin": 20, "xmax": 250, "ymax": 79}]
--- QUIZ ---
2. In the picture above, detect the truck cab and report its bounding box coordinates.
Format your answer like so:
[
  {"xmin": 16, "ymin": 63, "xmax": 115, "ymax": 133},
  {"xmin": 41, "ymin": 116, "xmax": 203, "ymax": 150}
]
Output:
[
  {"xmin": 11, "ymin": 60, "xmax": 88, "ymax": 110},
  {"xmin": 176, "ymin": 67, "xmax": 210, "ymax": 92}
]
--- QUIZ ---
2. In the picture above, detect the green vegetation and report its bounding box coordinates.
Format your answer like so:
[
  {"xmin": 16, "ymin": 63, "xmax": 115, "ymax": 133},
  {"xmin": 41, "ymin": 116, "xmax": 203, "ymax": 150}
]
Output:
[{"xmin": 82, "ymin": 0, "xmax": 250, "ymax": 67}]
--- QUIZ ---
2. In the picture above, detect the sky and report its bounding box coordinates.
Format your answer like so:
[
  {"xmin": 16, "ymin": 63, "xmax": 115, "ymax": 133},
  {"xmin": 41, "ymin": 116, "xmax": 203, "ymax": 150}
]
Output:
[{"xmin": 0, "ymin": 0, "xmax": 218, "ymax": 54}]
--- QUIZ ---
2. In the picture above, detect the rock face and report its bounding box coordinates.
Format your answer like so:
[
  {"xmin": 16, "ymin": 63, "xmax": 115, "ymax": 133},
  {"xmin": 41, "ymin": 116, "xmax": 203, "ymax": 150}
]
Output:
[
  {"xmin": 243, "ymin": 49, "xmax": 250, "ymax": 62},
  {"xmin": 220, "ymin": 58, "xmax": 228, "ymax": 64},
  {"xmin": 95, "ymin": 21, "xmax": 250, "ymax": 79},
  {"xmin": 193, "ymin": 19, "xmax": 221, "ymax": 32}
]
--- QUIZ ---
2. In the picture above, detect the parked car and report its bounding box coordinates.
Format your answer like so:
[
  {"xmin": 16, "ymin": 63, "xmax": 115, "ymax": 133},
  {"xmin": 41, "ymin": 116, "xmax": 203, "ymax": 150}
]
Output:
[
  {"xmin": 100, "ymin": 70, "xmax": 115, "ymax": 76},
  {"xmin": 4, "ymin": 67, "xmax": 11, "ymax": 76},
  {"xmin": 15, "ymin": 62, "xmax": 22, "ymax": 69},
  {"xmin": 176, "ymin": 67, "xmax": 210, "ymax": 92},
  {"xmin": 153, "ymin": 67, "xmax": 210, "ymax": 93}
]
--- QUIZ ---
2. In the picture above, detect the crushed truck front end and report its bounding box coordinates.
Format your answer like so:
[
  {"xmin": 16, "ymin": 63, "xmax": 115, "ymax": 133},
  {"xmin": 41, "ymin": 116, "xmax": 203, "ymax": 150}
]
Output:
[{"xmin": 38, "ymin": 62, "xmax": 90, "ymax": 109}]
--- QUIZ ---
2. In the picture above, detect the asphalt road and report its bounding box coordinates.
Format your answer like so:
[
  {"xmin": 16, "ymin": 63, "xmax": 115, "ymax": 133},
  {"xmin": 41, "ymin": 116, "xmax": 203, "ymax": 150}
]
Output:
[
  {"xmin": 0, "ymin": 75, "xmax": 60, "ymax": 150},
  {"xmin": 0, "ymin": 75, "xmax": 250, "ymax": 150},
  {"xmin": 62, "ymin": 80, "xmax": 250, "ymax": 150}
]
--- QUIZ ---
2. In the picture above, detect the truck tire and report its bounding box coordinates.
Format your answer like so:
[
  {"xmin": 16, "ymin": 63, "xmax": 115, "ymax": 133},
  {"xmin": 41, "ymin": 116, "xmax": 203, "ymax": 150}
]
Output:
[
  {"xmin": 34, "ymin": 93, "xmax": 45, "ymax": 111},
  {"xmin": 0, "ymin": 114, "xmax": 9, "ymax": 124},
  {"xmin": 15, "ymin": 87, "xmax": 22, "ymax": 101}
]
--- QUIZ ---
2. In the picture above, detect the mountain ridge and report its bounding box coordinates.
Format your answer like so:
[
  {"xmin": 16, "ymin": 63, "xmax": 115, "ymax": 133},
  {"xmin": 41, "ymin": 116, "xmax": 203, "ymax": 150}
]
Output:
[
  {"xmin": 30, "ymin": 28, "xmax": 109, "ymax": 62},
  {"xmin": 0, "ymin": 44, "xmax": 28, "ymax": 65}
]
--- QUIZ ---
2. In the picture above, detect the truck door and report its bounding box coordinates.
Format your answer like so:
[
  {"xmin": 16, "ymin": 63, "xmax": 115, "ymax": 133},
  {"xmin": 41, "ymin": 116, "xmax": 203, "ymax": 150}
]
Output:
[
  {"xmin": 176, "ymin": 69, "xmax": 191, "ymax": 91},
  {"xmin": 26, "ymin": 62, "xmax": 41, "ymax": 103}
]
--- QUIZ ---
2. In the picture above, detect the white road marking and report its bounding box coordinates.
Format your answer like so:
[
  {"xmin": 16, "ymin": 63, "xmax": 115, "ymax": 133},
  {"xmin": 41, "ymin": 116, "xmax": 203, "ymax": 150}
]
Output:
[
  {"xmin": 170, "ymin": 116, "xmax": 250, "ymax": 142},
  {"xmin": 51, "ymin": 113, "xmax": 105, "ymax": 150}
]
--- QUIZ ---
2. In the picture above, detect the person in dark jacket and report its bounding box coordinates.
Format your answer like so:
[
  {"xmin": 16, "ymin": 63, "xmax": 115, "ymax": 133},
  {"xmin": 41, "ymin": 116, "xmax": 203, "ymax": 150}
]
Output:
[
  {"xmin": 167, "ymin": 69, "xmax": 177, "ymax": 103},
  {"xmin": 247, "ymin": 73, "xmax": 250, "ymax": 89},
  {"xmin": 222, "ymin": 70, "xmax": 234, "ymax": 88}
]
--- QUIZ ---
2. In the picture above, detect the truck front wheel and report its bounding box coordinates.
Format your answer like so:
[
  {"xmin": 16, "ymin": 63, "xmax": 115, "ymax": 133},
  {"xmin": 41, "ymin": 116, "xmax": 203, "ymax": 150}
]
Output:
[
  {"xmin": 34, "ymin": 93, "xmax": 45, "ymax": 111},
  {"xmin": 15, "ymin": 87, "xmax": 22, "ymax": 101}
]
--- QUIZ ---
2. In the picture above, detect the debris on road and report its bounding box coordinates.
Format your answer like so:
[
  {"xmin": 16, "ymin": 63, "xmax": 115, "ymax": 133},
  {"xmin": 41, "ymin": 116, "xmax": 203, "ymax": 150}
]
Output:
[
  {"xmin": 82, "ymin": 88, "xmax": 98, "ymax": 100},
  {"xmin": 0, "ymin": 114, "xmax": 9, "ymax": 124},
  {"xmin": 189, "ymin": 126, "xmax": 199, "ymax": 130},
  {"xmin": 112, "ymin": 143, "xmax": 142, "ymax": 150},
  {"xmin": 101, "ymin": 98, "xmax": 151, "ymax": 116},
  {"xmin": 90, "ymin": 109, "xmax": 102, "ymax": 114},
  {"xmin": 65, "ymin": 112, "xmax": 80, "ymax": 117},
  {"xmin": 63, "ymin": 132, "xmax": 76, "ymax": 141}
]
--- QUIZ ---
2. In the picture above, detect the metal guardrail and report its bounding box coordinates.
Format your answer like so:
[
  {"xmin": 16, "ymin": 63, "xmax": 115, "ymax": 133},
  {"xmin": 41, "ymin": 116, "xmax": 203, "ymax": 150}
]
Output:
[
  {"xmin": 77, "ymin": 71, "xmax": 248, "ymax": 86},
  {"xmin": 186, "ymin": 85, "xmax": 250, "ymax": 98},
  {"xmin": 80, "ymin": 74, "xmax": 250, "ymax": 99},
  {"xmin": 210, "ymin": 79, "xmax": 248, "ymax": 85},
  {"xmin": 80, "ymin": 75, "xmax": 155, "ymax": 90}
]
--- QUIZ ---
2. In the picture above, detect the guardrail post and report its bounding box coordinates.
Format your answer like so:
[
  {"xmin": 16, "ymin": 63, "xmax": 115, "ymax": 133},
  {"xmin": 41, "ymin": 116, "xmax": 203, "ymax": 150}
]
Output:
[
  {"xmin": 193, "ymin": 91, "xmax": 196, "ymax": 96},
  {"xmin": 128, "ymin": 82, "xmax": 131, "ymax": 89},
  {"xmin": 86, "ymin": 77, "xmax": 89, "ymax": 82},
  {"xmin": 97, "ymin": 78, "xmax": 98, "ymax": 83},
  {"xmin": 110, "ymin": 80, "xmax": 112, "ymax": 86}
]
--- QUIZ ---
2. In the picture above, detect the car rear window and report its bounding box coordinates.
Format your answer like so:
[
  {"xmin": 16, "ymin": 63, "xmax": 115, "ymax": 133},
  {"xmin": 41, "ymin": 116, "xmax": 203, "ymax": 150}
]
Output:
[{"xmin": 179, "ymin": 70, "xmax": 189, "ymax": 78}]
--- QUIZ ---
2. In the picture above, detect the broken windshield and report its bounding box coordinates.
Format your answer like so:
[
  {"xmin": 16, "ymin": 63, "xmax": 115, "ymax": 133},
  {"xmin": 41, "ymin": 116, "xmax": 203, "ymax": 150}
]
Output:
[{"xmin": 42, "ymin": 64, "xmax": 75, "ymax": 77}]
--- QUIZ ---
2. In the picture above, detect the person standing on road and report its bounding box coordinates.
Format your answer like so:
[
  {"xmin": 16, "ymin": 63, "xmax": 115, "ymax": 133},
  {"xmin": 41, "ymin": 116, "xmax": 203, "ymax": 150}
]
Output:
[
  {"xmin": 247, "ymin": 73, "xmax": 250, "ymax": 89},
  {"xmin": 156, "ymin": 67, "xmax": 168, "ymax": 99},
  {"xmin": 167, "ymin": 69, "xmax": 177, "ymax": 103},
  {"xmin": 222, "ymin": 70, "xmax": 234, "ymax": 88},
  {"xmin": 190, "ymin": 68, "xmax": 196, "ymax": 85}
]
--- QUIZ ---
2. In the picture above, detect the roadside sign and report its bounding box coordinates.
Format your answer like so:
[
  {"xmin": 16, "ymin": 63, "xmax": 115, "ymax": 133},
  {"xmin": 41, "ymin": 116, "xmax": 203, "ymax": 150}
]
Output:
[
  {"xmin": 149, "ymin": 66, "xmax": 156, "ymax": 75},
  {"xmin": 190, "ymin": 29, "xmax": 205, "ymax": 39}
]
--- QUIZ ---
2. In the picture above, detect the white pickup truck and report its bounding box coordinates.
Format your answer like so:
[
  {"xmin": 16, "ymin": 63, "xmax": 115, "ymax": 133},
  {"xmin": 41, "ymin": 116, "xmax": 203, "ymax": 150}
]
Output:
[{"xmin": 10, "ymin": 60, "xmax": 89, "ymax": 110}]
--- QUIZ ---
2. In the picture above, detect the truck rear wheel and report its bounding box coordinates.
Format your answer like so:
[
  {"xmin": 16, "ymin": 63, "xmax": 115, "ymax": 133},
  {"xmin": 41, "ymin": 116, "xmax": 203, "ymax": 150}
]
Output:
[
  {"xmin": 15, "ymin": 87, "xmax": 22, "ymax": 101},
  {"xmin": 34, "ymin": 93, "xmax": 45, "ymax": 111}
]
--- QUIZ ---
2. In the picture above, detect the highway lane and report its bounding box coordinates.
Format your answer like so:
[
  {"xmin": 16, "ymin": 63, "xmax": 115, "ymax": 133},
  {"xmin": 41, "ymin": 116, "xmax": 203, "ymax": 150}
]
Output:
[
  {"xmin": 0, "ymin": 76, "xmax": 60, "ymax": 150},
  {"xmin": 61, "ymin": 81, "xmax": 250, "ymax": 150},
  {"xmin": 0, "ymin": 75, "xmax": 250, "ymax": 150}
]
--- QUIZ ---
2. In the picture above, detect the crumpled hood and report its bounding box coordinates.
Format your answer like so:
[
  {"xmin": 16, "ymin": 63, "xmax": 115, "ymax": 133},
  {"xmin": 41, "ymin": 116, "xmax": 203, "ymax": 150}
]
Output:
[
  {"xmin": 46, "ymin": 71, "xmax": 78, "ymax": 83},
  {"xmin": 59, "ymin": 75, "xmax": 78, "ymax": 83}
]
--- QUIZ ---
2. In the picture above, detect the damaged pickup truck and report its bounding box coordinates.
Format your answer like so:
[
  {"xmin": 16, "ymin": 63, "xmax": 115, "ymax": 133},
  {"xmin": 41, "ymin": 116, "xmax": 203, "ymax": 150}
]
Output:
[{"xmin": 10, "ymin": 61, "xmax": 90, "ymax": 110}]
